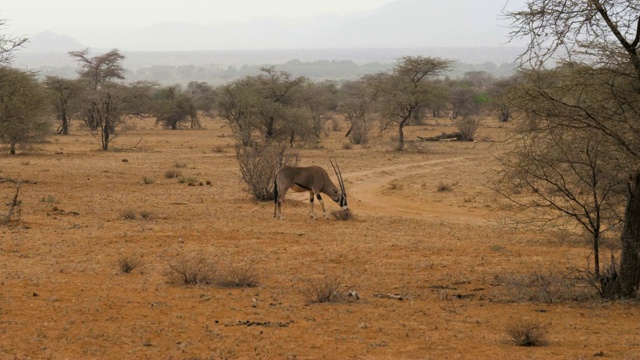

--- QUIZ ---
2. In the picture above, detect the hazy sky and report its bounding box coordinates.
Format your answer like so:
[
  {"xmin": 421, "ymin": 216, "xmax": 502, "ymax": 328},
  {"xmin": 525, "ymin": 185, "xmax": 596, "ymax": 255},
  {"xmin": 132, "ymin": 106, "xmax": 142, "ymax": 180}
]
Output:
[
  {"xmin": 2, "ymin": 0, "xmax": 395, "ymax": 34},
  {"xmin": 1, "ymin": 0, "xmax": 527, "ymax": 51}
]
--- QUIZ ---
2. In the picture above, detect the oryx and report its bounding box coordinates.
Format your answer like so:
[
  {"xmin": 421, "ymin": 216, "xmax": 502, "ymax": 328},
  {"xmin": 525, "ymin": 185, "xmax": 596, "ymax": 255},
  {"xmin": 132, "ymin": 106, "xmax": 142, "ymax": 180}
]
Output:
[{"xmin": 274, "ymin": 159, "xmax": 348, "ymax": 219}]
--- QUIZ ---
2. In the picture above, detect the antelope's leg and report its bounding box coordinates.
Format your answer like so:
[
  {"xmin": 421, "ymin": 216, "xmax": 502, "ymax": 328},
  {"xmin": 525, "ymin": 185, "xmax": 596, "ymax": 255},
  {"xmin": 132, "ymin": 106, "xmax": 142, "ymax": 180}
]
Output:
[
  {"xmin": 317, "ymin": 194, "xmax": 328, "ymax": 218},
  {"xmin": 309, "ymin": 192, "xmax": 317, "ymax": 219}
]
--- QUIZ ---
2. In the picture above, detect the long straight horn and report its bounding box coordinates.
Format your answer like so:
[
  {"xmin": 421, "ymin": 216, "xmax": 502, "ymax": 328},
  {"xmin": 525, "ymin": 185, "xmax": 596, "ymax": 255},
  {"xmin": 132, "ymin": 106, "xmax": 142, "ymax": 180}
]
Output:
[{"xmin": 330, "ymin": 159, "xmax": 346, "ymax": 194}]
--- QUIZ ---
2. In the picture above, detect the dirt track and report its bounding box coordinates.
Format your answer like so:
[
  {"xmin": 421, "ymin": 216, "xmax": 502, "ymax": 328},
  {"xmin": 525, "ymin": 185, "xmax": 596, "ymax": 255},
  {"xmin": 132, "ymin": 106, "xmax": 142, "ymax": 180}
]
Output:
[{"xmin": 1, "ymin": 118, "xmax": 639, "ymax": 359}]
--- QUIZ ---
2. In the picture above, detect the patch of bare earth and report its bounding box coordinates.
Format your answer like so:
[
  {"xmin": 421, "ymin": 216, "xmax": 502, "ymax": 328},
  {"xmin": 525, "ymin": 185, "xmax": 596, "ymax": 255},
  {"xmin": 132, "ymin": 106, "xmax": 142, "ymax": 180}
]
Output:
[{"xmin": 0, "ymin": 117, "xmax": 638, "ymax": 359}]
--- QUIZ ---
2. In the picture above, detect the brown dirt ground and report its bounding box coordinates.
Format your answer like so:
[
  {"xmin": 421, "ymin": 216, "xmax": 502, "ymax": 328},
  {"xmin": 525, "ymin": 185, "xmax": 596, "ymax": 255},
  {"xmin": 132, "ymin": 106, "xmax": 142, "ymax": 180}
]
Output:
[{"xmin": 1, "ymin": 117, "xmax": 639, "ymax": 359}]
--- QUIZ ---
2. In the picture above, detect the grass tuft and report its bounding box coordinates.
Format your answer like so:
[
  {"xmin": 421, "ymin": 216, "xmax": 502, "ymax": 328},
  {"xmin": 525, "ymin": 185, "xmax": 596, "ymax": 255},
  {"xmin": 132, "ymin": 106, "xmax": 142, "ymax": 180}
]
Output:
[{"xmin": 505, "ymin": 319, "xmax": 548, "ymax": 347}]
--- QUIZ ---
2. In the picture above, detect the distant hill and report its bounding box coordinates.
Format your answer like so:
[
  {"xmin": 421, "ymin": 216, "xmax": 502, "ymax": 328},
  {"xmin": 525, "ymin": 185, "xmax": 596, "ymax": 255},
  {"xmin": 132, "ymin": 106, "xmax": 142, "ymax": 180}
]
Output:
[
  {"xmin": 22, "ymin": 31, "xmax": 85, "ymax": 53},
  {"xmin": 40, "ymin": 0, "xmax": 516, "ymax": 51}
]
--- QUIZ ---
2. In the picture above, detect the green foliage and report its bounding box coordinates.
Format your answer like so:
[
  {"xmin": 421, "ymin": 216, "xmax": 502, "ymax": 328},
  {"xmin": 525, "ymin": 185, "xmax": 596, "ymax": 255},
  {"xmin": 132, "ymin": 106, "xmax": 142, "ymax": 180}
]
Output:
[
  {"xmin": 217, "ymin": 67, "xmax": 313, "ymax": 146},
  {"xmin": 152, "ymin": 85, "xmax": 200, "ymax": 129},
  {"xmin": 0, "ymin": 66, "xmax": 52, "ymax": 154}
]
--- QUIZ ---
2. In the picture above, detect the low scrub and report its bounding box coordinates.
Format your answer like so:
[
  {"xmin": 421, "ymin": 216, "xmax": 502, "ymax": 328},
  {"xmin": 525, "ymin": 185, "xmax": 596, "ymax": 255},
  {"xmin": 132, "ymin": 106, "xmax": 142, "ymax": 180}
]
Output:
[
  {"xmin": 117, "ymin": 253, "xmax": 142, "ymax": 274},
  {"xmin": 304, "ymin": 275, "xmax": 358, "ymax": 304},
  {"xmin": 216, "ymin": 263, "xmax": 259, "ymax": 288},
  {"xmin": 167, "ymin": 252, "xmax": 217, "ymax": 285},
  {"xmin": 497, "ymin": 270, "xmax": 594, "ymax": 304},
  {"xmin": 505, "ymin": 319, "xmax": 548, "ymax": 347},
  {"xmin": 331, "ymin": 209, "xmax": 354, "ymax": 221},
  {"xmin": 236, "ymin": 143, "xmax": 299, "ymax": 201}
]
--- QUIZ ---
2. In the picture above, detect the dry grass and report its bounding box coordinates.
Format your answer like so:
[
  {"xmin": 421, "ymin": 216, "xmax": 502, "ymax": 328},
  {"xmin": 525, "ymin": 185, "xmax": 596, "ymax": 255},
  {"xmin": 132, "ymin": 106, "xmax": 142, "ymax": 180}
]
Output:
[
  {"xmin": 331, "ymin": 209, "xmax": 354, "ymax": 220},
  {"xmin": 1, "ymin": 116, "xmax": 638, "ymax": 358},
  {"xmin": 303, "ymin": 275, "xmax": 354, "ymax": 304},
  {"xmin": 505, "ymin": 319, "xmax": 549, "ymax": 347},
  {"xmin": 216, "ymin": 263, "xmax": 259, "ymax": 288},
  {"xmin": 117, "ymin": 253, "xmax": 142, "ymax": 274},
  {"xmin": 167, "ymin": 252, "xmax": 218, "ymax": 285}
]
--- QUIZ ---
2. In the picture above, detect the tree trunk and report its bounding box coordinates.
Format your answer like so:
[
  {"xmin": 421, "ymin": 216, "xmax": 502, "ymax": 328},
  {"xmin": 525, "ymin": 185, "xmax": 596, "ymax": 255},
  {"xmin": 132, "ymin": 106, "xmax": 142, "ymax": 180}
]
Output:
[
  {"xmin": 344, "ymin": 125, "xmax": 353, "ymax": 138},
  {"xmin": 102, "ymin": 120, "xmax": 110, "ymax": 151},
  {"xmin": 604, "ymin": 172, "xmax": 640, "ymax": 298},
  {"xmin": 9, "ymin": 142, "xmax": 16, "ymax": 155},
  {"xmin": 397, "ymin": 118, "xmax": 409, "ymax": 151},
  {"xmin": 61, "ymin": 115, "xmax": 69, "ymax": 135},
  {"xmin": 616, "ymin": 172, "xmax": 640, "ymax": 297}
]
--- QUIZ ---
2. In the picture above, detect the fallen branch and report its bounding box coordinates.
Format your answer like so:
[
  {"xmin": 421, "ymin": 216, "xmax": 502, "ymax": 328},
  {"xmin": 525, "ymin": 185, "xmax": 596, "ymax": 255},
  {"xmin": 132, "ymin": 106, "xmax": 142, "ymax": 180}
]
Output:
[
  {"xmin": 417, "ymin": 132, "xmax": 467, "ymax": 142},
  {"xmin": 373, "ymin": 293, "xmax": 407, "ymax": 301},
  {"xmin": 2, "ymin": 181, "xmax": 21, "ymax": 225},
  {"xmin": 0, "ymin": 178, "xmax": 37, "ymax": 184}
]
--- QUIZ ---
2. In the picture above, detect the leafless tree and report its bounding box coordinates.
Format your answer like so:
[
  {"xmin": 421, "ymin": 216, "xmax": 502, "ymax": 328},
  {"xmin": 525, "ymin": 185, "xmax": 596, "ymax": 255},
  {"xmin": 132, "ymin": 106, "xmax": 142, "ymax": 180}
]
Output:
[
  {"xmin": 44, "ymin": 76, "xmax": 83, "ymax": 135},
  {"xmin": 504, "ymin": 0, "xmax": 640, "ymax": 298},
  {"xmin": 0, "ymin": 19, "xmax": 26, "ymax": 65}
]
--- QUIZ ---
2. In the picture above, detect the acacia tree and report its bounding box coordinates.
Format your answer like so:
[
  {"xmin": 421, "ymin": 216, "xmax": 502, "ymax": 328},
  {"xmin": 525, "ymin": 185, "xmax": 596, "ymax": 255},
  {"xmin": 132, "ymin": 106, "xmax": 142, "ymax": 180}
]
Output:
[
  {"xmin": 487, "ymin": 74, "xmax": 521, "ymax": 122},
  {"xmin": 374, "ymin": 56, "xmax": 452, "ymax": 150},
  {"xmin": 217, "ymin": 67, "xmax": 311, "ymax": 146},
  {"xmin": 152, "ymin": 86, "xmax": 199, "ymax": 130},
  {"xmin": 70, "ymin": 49, "xmax": 153, "ymax": 150},
  {"xmin": 338, "ymin": 76, "xmax": 379, "ymax": 144},
  {"xmin": 70, "ymin": 49, "xmax": 125, "ymax": 133},
  {"xmin": 504, "ymin": 0, "xmax": 640, "ymax": 298},
  {"xmin": 301, "ymin": 80, "xmax": 338, "ymax": 138},
  {"xmin": 185, "ymin": 81, "xmax": 216, "ymax": 118},
  {"xmin": 44, "ymin": 76, "xmax": 83, "ymax": 135},
  {"xmin": 0, "ymin": 67, "xmax": 51, "ymax": 154}
]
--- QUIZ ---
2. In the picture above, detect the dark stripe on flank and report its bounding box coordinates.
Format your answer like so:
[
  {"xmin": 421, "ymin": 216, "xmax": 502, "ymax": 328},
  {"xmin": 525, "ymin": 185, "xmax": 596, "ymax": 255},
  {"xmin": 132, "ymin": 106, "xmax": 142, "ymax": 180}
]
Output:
[{"xmin": 294, "ymin": 182, "xmax": 311, "ymax": 191}]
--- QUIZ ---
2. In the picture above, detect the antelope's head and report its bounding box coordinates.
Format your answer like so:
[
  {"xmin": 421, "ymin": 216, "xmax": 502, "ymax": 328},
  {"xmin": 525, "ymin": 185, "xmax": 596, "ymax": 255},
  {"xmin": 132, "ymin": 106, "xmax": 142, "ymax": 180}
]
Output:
[{"xmin": 330, "ymin": 159, "xmax": 348, "ymax": 211}]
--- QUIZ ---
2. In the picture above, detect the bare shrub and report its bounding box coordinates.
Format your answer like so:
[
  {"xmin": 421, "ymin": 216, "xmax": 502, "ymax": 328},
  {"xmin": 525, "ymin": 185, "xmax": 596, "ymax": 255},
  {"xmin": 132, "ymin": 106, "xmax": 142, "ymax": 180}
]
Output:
[
  {"xmin": 348, "ymin": 121, "xmax": 369, "ymax": 145},
  {"xmin": 331, "ymin": 209, "xmax": 354, "ymax": 221},
  {"xmin": 118, "ymin": 253, "xmax": 142, "ymax": 274},
  {"xmin": 121, "ymin": 209, "xmax": 138, "ymax": 220},
  {"xmin": 142, "ymin": 176, "xmax": 155, "ymax": 184},
  {"xmin": 437, "ymin": 181, "xmax": 457, "ymax": 192},
  {"xmin": 304, "ymin": 275, "xmax": 347, "ymax": 304},
  {"xmin": 455, "ymin": 116, "xmax": 480, "ymax": 141},
  {"xmin": 167, "ymin": 252, "xmax": 217, "ymax": 285},
  {"xmin": 505, "ymin": 319, "xmax": 548, "ymax": 347},
  {"xmin": 498, "ymin": 270, "xmax": 594, "ymax": 304},
  {"xmin": 178, "ymin": 176, "xmax": 198, "ymax": 184},
  {"xmin": 236, "ymin": 143, "xmax": 299, "ymax": 201},
  {"xmin": 139, "ymin": 210, "xmax": 153, "ymax": 220},
  {"xmin": 330, "ymin": 118, "xmax": 342, "ymax": 132},
  {"xmin": 165, "ymin": 169, "xmax": 182, "ymax": 179},
  {"xmin": 216, "ymin": 263, "xmax": 259, "ymax": 288}
]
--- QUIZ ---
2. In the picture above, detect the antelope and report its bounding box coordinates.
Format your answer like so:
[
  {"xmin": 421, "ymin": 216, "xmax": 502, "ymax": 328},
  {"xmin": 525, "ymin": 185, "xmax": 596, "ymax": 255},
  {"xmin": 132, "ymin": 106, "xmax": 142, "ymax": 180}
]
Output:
[{"xmin": 274, "ymin": 159, "xmax": 348, "ymax": 219}]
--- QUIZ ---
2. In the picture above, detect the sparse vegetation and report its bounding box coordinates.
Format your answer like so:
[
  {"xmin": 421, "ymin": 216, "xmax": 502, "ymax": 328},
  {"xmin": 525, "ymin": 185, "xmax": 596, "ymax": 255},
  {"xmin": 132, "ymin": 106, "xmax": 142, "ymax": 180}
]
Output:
[
  {"xmin": 304, "ymin": 275, "xmax": 349, "ymax": 304},
  {"xmin": 505, "ymin": 319, "xmax": 548, "ymax": 347},
  {"xmin": 164, "ymin": 169, "xmax": 182, "ymax": 179},
  {"xmin": 178, "ymin": 176, "xmax": 198, "ymax": 184},
  {"xmin": 142, "ymin": 176, "xmax": 155, "ymax": 184},
  {"xmin": 437, "ymin": 181, "xmax": 457, "ymax": 192},
  {"xmin": 236, "ymin": 143, "xmax": 299, "ymax": 201},
  {"xmin": 331, "ymin": 209, "xmax": 354, "ymax": 221},
  {"xmin": 455, "ymin": 116, "xmax": 480, "ymax": 141},
  {"xmin": 121, "ymin": 209, "xmax": 138, "ymax": 220},
  {"xmin": 216, "ymin": 263, "xmax": 259, "ymax": 288},
  {"xmin": 167, "ymin": 252, "xmax": 217, "ymax": 285},
  {"xmin": 40, "ymin": 195, "xmax": 58, "ymax": 203},
  {"xmin": 498, "ymin": 270, "xmax": 594, "ymax": 304},
  {"xmin": 118, "ymin": 253, "xmax": 142, "ymax": 274}
]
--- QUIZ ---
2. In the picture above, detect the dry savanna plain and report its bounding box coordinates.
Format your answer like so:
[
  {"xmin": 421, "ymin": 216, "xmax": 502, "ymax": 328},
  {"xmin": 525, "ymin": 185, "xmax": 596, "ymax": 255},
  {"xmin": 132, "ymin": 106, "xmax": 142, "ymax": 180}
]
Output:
[{"xmin": 1, "ymin": 115, "xmax": 639, "ymax": 359}]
